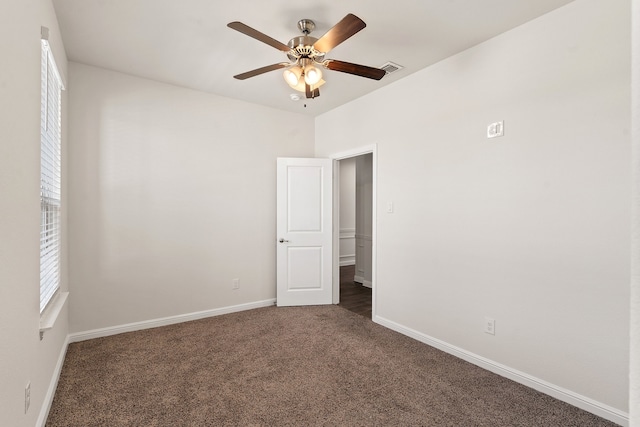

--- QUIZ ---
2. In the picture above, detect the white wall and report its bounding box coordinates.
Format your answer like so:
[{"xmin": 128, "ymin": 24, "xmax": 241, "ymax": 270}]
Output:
[
  {"xmin": 67, "ymin": 63, "xmax": 315, "ymax": 333},
  {"xmin": 630, "ymin": 0, "xmax": 639, "ymax": 424},
  {"xmin": 355, "ymin": 154, "xmax": 373, "ymax": 286},
  {"xmin": 339, "ymin": 157, "xmax": 356, "ymax": 265},
  {"xmin": 1, "ymin": 0, "xmax": 633, "ymax": 424},
  {"xmin": 0, "ymin": 0, "xmax": 69, "ymax": 425},
  {"xmin": 316, "ymin": 0, "xmax": 630, "ymax": 416}
]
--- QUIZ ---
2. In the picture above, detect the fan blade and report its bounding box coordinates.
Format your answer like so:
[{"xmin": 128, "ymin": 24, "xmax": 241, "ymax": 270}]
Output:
[
  {"xmin": 325, "ymin": 60, "xmax": 386, "ymax": 80},
  {"xmin": 313, "ymin": 14, "xmax": 366, "ymax": 53},
  {"xmin": 227, "ymin": 21, "xmax": 291, "ymax": 52},
  {"xmin": 305, "ymin": 83, "xmax": 320, "ymax": 99},
  {"xmin": 233, "ymin": 63, "xmax": 290, "ymax": 80}
]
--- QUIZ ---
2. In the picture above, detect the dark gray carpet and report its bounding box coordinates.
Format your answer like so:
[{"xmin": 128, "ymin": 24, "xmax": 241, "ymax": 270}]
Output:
[{"xmin": 46, "ymin": 305, "xmax": 617, "ymax": 426}]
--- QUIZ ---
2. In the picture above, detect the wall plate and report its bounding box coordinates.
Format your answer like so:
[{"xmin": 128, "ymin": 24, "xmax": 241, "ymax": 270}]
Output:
[{"xmin": 487, "ymin": 121, "xmax": 504, "ymax": 138}]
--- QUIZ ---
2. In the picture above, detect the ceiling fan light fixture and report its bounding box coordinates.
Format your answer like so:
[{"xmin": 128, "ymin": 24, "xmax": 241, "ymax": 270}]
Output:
[
  {"xmin": 288, "ymin": 78, "xmax": 326, "ymax": 93},
  {"xmin": 304, "ymin": 65, "xmax": 322, "ymax": 85},
  {"xmin": 283, "ymin": 66, "xmax": 302, "ymax": 86},
  {"xmin": 229, "ymin": 14, "xmax": 383, "ymax": 99}
]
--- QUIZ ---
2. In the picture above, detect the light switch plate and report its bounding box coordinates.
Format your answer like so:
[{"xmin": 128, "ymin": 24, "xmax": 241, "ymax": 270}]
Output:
[{"xmin": 487, "ymin": 121, "xmax": 504, "ymax": 138}]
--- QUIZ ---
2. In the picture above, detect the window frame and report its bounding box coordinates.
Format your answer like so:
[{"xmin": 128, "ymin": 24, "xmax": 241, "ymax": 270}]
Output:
[{"xmin": 40, "ymin": 31, "xmax": 64, "ymax": 314}]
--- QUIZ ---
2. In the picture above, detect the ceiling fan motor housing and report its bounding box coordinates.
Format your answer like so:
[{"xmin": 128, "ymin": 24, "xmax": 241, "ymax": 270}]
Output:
[{"xmin": 287, "ymin": 35, "xmax": 325, "ymax": 64}]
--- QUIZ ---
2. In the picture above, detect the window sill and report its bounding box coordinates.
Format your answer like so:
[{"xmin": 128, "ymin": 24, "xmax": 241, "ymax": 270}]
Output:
[{"xmin": 39, "ymin": 292, "xmax": 69, "ymax": 340}]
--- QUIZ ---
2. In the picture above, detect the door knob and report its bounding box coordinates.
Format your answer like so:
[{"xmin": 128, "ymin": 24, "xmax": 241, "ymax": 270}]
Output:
[{"xmin": 279, "ymin": 238, "xmax": 289, "ymax": 243}]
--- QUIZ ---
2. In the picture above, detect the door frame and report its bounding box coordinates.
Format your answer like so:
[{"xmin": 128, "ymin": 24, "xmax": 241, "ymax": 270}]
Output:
[{"xmin": 331, "ymin": 144, "xmax": 377, "ymax": 319}]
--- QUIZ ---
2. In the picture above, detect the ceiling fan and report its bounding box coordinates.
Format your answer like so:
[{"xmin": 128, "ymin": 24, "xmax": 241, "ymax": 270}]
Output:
[{"xmin": 227, "ymin": 14, "xmax": 386, "ymax": 99}]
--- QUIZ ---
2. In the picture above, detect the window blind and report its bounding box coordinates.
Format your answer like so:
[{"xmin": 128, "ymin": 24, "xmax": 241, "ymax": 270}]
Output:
[{"xmin": 40, "ymin": 33, "xmax": 64, "ymax": 313}]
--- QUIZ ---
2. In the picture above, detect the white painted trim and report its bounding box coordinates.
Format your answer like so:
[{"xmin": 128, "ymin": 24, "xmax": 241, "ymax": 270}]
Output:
[
  {"xmin": 354, "ymin": 276, "xmax": 372, "ymax": 288},
  {"xmin": 630, "ymin": 0, "xmax": 639, "ymax": 424},
  {"xmin": 374, "ymin": 315, "xmax": 629, "ymax": 426},
  {"xmin": 339, "ymin": 227, "xmax": 356, "ymax": 266},
  {"xmin": 39, "ymin": 292, "xmax": 69, "ymax": 339},
  {"xmin": 37, "ymin": 334, "xmax": 69, "ymax": 427},
  {"xmin": 69, "ymin": 299, "xmax": 276, "ymax": 343},
  {"xmin": 339, "ymin": 228, "xmax": 356, "ymax": 239},
  {"xmin": 332, "ymin": 161, "xmax": 341, "ymax": 304},
  {"xmin": 330, "ymin": 144, "xmax": 378, "ymax": 161},
  {"xmin": 340, "ymin": 255, "xmax": 355, "ymax": 266},
  {"xmin": 330, "ymin": 144, "xmax": 377, "ymax": 318}
]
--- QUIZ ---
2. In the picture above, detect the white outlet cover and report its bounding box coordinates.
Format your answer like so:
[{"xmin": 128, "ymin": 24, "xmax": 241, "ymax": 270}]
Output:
[{"xmin": 484, "ymin": 317, "xmax": 496, "ymax": 335}]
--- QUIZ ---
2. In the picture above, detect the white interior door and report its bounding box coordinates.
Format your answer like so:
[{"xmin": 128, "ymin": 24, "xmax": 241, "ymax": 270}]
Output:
[{"xmin": 276, "ymin": 157, "xmax": 333, "ymax": 306}]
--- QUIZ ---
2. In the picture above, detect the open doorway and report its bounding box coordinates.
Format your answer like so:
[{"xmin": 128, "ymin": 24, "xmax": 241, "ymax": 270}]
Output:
[{"xmin": 336, "ymin": 153, "xmax": 373, "ymax": 318}]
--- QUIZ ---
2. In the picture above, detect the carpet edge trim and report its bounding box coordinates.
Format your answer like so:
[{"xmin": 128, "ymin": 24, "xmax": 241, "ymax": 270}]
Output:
[
  {"xmin": 68, "ymin": 299, "xmax": 277, "ymax": 343},
  {"xmin": 36, "ymin": 334, "xmax": 70, "ymax": 427},
  {"xmin": 373, "ymin": 315, "xmax": 629, "ymax": 427}
]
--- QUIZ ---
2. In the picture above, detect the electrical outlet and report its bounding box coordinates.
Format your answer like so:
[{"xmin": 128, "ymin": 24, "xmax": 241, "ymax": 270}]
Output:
[
  {"xmin": 25, "ymin": 382, "xmax": 30, "ymax": 414},
  {"xmin": 484, "ymin": 317, "xmax": 495, "ymax": 335},
  {"xmin": 232, "ymin": 278, "xmax": 239, "ymax": 290}
]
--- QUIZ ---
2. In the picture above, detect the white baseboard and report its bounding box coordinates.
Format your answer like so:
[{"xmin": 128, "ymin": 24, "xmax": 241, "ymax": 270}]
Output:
[
  {"xmin": 45, "ymin": 302, "xmax": 627, "ymax": 426},
  {"xmin": 373, "ymin": 315, "xmax": 629, "ymax": 427},
  {"xmin": 354, "ymin": 275, "xmax": 372, "ymax": 288},
  {"xmin": 69, "ymin": 299, "xmax": 277, "ymax": 343},
  {"xmin": 340, "ymin": 257, "xmax": 355, "ymax": 266},
  {"xmin": 37, "ymin": 334, "xmax": 70, "ymax": 427}
]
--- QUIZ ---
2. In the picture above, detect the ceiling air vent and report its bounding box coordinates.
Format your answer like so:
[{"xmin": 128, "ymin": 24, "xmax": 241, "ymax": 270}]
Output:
[{"xmin": 380, "ymin": 61, "xmax": 404, "ymax": 75}]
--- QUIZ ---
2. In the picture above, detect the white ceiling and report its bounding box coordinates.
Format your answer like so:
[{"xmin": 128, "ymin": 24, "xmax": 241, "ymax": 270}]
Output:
[{"xmin": 52, "ymin": 0, "xmax": 575, "ymax": 117}]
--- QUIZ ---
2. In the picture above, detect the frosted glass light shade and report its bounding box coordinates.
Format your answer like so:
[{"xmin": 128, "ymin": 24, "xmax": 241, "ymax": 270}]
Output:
[
  {"xmin": 283, "ymin": 66, "xmax": 302, "ymax": 86},
  {"xmin": 304, "ymin": 65, "xmax": 322, "ymax": 85}
]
